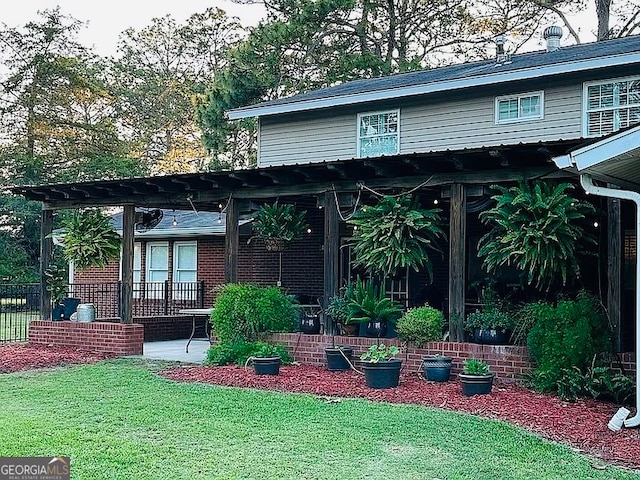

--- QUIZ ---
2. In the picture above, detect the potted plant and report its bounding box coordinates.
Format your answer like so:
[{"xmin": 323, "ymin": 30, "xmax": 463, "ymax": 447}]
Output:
[
  {"xmin": 459, "ymin": 358, "xmax": 495, "ymax": 396},
  {"xmin": 465, "ymin": 308, "xmax": 514, "ymax": 345},
  {"xmin": 396, "ymin": 305, "xmax": 444, "ymax": 346},
  {"xmin": 325, "ymin": 283, "xmax": 358, "ymax": 336},
  {"xmin": 348, "ymin": 278, "xmax": 402, "ymax": 337},
  {"xmin": 44, "ymin": 263, "xmax": 67, "ymax": 320},
  {"xmin": 422, "ymin": 355, "xmax": 453, "ymax": 382},
  {"xmin": 250, "ymin": 201, "xmax": 308, "ymax": 252},
  {"xmin": 249, "ymin": 342, "xmax": 288, "ymax": 375},
  {"xmin": 360, "ymin": 343, "xmax": 402, "ymax": 388},
  {"xmin": 61, "ymin": 209, "xmax": 121, "ymax": 269}
]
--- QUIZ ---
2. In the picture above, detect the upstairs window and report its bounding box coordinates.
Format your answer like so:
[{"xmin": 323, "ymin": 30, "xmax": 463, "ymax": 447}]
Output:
[
  {"xmin": 357, "ymin": 110, "xmax": 399, "ymax": 157},
  {"xmin": 495, "ymin": 91, "xmax": 543, "ymax": 123},
  {"xmin": 584, "ymin": 77, "xmax": 640, "ymax": 136}
]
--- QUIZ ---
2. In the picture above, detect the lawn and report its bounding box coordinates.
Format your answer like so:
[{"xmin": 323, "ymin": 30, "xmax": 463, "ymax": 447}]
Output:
[{"xmin": 0, "ymin": 359, "xmax": 637, "ymax": 480}]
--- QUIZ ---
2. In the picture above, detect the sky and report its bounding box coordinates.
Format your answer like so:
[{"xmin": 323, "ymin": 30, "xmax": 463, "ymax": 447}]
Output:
[
  {"xmin": 2, "ymin": 1, "xmax": 268, "ymax": 56},
  {"xmin": 2, "ymin": 1, "xmax": 599, "ymax": 57}
]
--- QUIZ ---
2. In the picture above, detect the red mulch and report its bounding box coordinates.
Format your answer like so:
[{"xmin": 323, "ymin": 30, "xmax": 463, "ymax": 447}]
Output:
[
  {"xmin": 161, "ymin": 363, "xmax": 640, "ymax": 471},
  {"xmin": 0, "ymin": 343, "xmax": 110, "ymax": 373}
]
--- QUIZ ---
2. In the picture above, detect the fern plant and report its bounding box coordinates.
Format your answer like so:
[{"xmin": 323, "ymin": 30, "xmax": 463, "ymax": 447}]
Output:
[
  {"xmin": 62, "ymin": 209, "xmax": 121, "ymax": 270},
  {"xmin": 477, "ymin": 181, "xmax": 595, "ymax": 291},
  {"xmin": 251, "ymin": 201, "xmax": 308, "ymax": 251},
  {"xmin": 347, "ymin": 195, "xmax": 446, "ymax": 279},
  {"xmin": 347, "ymin": 278, "xmax": 402, "ymax": 325}
]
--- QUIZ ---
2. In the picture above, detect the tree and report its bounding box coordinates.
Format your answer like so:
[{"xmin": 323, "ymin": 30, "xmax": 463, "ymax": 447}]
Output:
[{"xmin": 111, "ymin": 8, "xmax": 244, "ymax": 174}]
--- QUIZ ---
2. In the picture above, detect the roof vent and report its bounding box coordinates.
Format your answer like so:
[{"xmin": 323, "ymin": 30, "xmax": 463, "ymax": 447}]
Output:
[
  {"xmin": 495, "ymin": 34, "xmax": 509, "ymax": 63},
  {"xmin": 543, "ymin": 26, "xmax": 563, "ymax": 52}
]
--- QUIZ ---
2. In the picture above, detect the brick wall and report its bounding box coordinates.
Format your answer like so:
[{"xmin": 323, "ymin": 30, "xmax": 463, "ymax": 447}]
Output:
[
  {"xmin": 29, "ymin": 321, "xmax": 143, "ymax": 355},
  {"xmin": 101, "ymin": 316, "xmax": 198, "ymax": 342},
  {"xmin": 269, "ymin": 333, "xmax": 532, "ymax": 382},
  {"xmin": 608, "ymin": 352, "xmax": 637, "ymax": 377}
]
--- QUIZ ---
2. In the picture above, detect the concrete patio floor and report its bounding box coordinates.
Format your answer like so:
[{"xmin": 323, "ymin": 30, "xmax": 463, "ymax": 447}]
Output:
[{"xmin": 142, "ymin": 338, "xmax": 210, "ymax": 363}]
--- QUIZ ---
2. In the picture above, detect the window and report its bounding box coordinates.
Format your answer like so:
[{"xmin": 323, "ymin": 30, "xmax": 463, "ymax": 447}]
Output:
[
  {"xmin": 146, "ymin": 242, "xmax": 169, "ymax": 299},
  {"xmin": 495, "ymin": 91, "xmax": 543, "ymax": 123},
  {"xmin": 584, "ymin": 77, "xmax": 640, "ymax": 136},
  {"xmin": 173, "ymin": 241, "xmax": 197, "ymax": 300},
  {"xmin": 357, "ymin": 110, "xmax": 399, "ymax": 158}
]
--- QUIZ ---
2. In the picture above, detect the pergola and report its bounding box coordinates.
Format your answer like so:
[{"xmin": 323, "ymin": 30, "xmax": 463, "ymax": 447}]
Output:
[{"xmin": 15, "ymin": 140, "xmax": 580, "ymax": 339}]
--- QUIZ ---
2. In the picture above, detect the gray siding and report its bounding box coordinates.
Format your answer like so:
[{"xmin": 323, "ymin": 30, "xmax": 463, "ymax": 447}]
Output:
[{"xmin": 257, "ymin": 84, "xmax": 583, "ymax": 167}]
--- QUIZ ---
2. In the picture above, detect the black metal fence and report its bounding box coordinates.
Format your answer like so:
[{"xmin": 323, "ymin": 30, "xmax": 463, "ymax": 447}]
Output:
[
  {"xmin": 0, "ymin": 284, "xmax": 40, "ymax": 342},
  {"xmin": 0, "ymin": 281, "xmax": 207, "ymax": 342}
]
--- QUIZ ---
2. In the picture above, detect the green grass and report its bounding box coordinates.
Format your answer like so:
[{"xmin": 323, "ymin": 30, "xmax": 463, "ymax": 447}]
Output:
[{"xmin": 0, "ymin": 359, "xmax": 637, "ymax": 480}]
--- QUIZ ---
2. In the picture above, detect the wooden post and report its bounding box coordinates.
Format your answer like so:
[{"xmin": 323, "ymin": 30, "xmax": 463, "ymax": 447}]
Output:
[
  {"xmin": 448, "ymin": 183, "xmax": 466, "ymax": 342},
  {"xmin": 40, "ymin": 208, "xmax": 53, "ymax": 321},
  {"xmin": 121, "ymin": 205, "xmax": 135, "ymax": 324},
  {"xmin": 324, "ymin": 191, "xmax": 340, "ymax": 333},
  {"xmin": 607, "ymin": 196, "xmax": 622, "ymax": 351},
  {"xmin": 224, "ymin": 198, "xmax": 239, "ymax": 283}
]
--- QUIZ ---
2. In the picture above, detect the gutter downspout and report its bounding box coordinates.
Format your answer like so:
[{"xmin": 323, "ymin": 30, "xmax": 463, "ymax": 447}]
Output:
[{"xmin": 580, "ymin": 175, "xmax": 640, "ymax": 427}]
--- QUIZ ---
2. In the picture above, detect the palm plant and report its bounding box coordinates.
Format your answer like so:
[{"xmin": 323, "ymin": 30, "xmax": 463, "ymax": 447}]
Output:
[
  {"xmin": 347, "ymin": 278, "xmax": 402, "ymax": 325},
  {"xmin": 347, "ymin": 195, "xmax": 446, "ymax": 279},
  {"xmin": 477, "ymin": 181, "xmax": 595, "ymax": 291},
  {"xmin": 62, "ymin": 209, "xmax": 121, "ymax": 270},
  {"xmin": 251, "ymin": 201, "xmax": 308, "ymax": 251}
]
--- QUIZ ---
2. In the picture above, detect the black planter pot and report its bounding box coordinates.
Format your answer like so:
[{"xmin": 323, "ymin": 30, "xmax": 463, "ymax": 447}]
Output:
[
  {"xmin": 422, "ymin": 355, "xmax": 452, "ymax": 382},
  {"xmin": 325, "ymin": 346, "xmax": 353, "ymax": 371},
  {"xmin": 300, "ymin": 315, "xmax": 321, "ymax": 334},
  {"xmin": 51, "ymin": 306, "xmax": 64, "ymax": 321},
  {"xmin": 362, "ymin": 359, "xmax": 402, "ymax": 389},
  {"xmin": 252, "ymin": 356, "xmax": 281, "ymax": 375},
  {"xmin": 365, "ymin": 320, "xmax": 388, "ymax": 338},
  {"xmin": 472, "ymin": 328, "xmax": 511, "ymax": 345},
  {"xmin": 459, "ymin": 373, "xmax": 495, "ymax": 396}
]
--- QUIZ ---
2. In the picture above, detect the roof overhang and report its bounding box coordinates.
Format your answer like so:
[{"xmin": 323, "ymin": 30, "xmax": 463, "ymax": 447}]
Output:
[
  {"xmin": 228, "ymin": 51, "xmax": 640, "ymax": 120},
  {"xmin": 552, "ymin": 125, "xmax": 640, "ymax": 190}
]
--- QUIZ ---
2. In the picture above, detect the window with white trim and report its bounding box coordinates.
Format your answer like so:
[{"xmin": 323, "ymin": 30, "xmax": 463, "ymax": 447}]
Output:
[
  {"xmin": 495, "ymin": 91, "xmax": 543, "ymax": 123},
  {"xmin": 357, "ymin": 110, "xmax": 399, "ymax": 158},
  {"xmin": 173, "ymin": 241, "xmax": 198, "ymax": 300},
  {"xmin": 584, "ymin": 77, "xmax": 640, "ymax": 136},
  {"xmin": 146, "ymin": 242, "xmax": 169, "ymax": 299}
]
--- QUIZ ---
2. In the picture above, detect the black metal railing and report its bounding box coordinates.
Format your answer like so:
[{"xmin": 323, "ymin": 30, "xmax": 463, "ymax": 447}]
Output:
[
  {"xmin": 0, "ymin": 284, "xmax": 40, "ymax": 342},
  {"xmin": 68, "ymin": 281, "xmax": 206, "ymax": 318}
]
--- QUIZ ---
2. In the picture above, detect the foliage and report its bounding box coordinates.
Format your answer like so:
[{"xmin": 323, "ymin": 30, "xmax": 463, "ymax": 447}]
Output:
[
  {"xmin": 44, "ymin": 263, "xmax": 68, "ymax": 305},
  {"xmin": 206, "ymin": 340, "xmax": 292, "ymax": 366},
  {"xmin": 478, "ymin": 182, "xmax": 595, "ymax": 291},
  {"xmin": 465, "ymin": 308, "xmax": 515, "ymax": 331},
  {"xmin": 526, "ymin": 293, "xmax": 612, "ymax": 394},
  {"xmin": 325, "ymin": 283, "xmax": 355, "ymax": 324},
  {"xmin": 360, "ymin": 344, "xmax": 400, "ymax": 363},
  {"xmin": 548, "ymin": 364, "xmax": 636, "ymax": 404},
  {"xmin": 462, "ymin": 358, "xmax": 490, "ymax": 376},
  {"xmin": 347, "ymin": 278, "xmax": 402, "ymax": 325},
  {"xmin": 210, "ymin": 284, "xmax": 297, "ymax": 343},
  {"xmin": 348, "ymin": 195, "xmax": 446, "ymax": 278},
  {"xmin": 251, "ymin": 201, "xmax": 308, "ymax": 250},
  {"xmin": 60, "ymin": 209, "xmax": 121, "ymax": 270},
  {"xmin": 396, "ymin": 306, "xmax": 444, "ymax": 346}
]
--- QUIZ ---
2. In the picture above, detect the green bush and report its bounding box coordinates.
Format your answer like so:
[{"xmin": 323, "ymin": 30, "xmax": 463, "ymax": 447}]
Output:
[
  {"xmin": 465, "ymin": 308, "xmax": 514, "ymax": 331},
  {"xmin": 325, "ymin": 283, "xmax": 354, "ymax": 324},
  {"xmin": 396, "ymin": 306, "xmax": 444, "ymax": 346},
  {"xmin": 206, "ymin": 341, "xmax": 292, "ymax": 366},
  {"xmin": 211, "ymin": 284, "xmax": 297, "ymax": 343},
  {"xmin": 526, "ymin": 292, "xmax": 611, "ymax": 394}
]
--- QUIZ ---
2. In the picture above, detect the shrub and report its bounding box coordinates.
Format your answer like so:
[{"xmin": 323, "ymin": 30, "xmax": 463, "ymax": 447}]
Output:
[
  {"xmin": 211, "ymin": 284, "xmax": 297, "ymax": 343},
  {"xmin": 526, "ymin": 292, "xmax": 611, "ymax": 394},
  {"xmin": 465, "ymin": 308, "xmax": 514, "ymax": 331},
  {"xmin": 325, "ymin": 283, "xmax": 354, "ymax": 324},
  {"xmin": 396, "ymin": 306, "xmax": 444, "ymax": 346},
  {"xmin": 347, "ymin": 278, "xmax": 402, "ymax": 325},
  {"xmin": 206, "ymin": 341, "xmax": 292, "ymax": 366}
]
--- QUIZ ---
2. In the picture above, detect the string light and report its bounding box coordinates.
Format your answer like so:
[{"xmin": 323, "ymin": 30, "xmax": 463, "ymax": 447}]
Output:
[
  {"xmin": 172, "ymin": 209, "xmax": 178, "ymax": 227},
  {"xmin": 593, "ymin": 221, "xmax": 599, "ymax": 228},
  {"xmin": 433, "ymin": 199, "xmax": 439, "ymax": 205},
  {"xmin": 306, "ymin": 228, "xmax": 312, "ymax": 234}
]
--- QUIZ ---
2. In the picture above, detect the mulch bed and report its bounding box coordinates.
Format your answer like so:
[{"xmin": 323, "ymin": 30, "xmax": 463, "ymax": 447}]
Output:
[
  {"xmin": 0, "ymin": 343, "xmax": 110, "ymax": 373},
  {"xmin": 161, "ymin": 363, "xmax": 640, "ymax": 471}
]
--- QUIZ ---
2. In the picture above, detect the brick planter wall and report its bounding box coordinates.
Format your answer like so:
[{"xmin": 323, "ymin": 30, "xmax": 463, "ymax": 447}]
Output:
[
  {"xmin": 29, "ymin": 321, "xmax": 143, "ymax": 355},
  {"xmin": 269, "ymin": 333, "xmax": 532, "ymax": 382}
]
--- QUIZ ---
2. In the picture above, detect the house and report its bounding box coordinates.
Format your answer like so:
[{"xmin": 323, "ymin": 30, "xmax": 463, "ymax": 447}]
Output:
[{"xmin": 14, "ymin": 30, "xmax": 640, "ymax": 352}]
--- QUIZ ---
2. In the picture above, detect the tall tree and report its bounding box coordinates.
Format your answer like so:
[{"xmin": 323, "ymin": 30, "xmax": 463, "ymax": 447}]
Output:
[{"xmin": 112, "ymin": 8, "xmax": 244, "ymax": 174}]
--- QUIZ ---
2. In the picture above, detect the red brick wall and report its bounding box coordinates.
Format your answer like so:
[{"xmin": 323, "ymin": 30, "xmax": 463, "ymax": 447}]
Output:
[
  {"xmin": 609, "ymin": 352, "xmax": 637, "ymax": 377},
  {"xmin": 269, "ymin": 333, "xmax": 532, "ymax": 382},
  {"xmin": 29, "ymin": 321, "xmax": 143, "ymax": 355}
]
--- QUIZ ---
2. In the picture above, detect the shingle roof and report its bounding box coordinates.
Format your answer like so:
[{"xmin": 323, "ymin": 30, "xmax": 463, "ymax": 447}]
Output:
[{"xmin": 228, "ymin": 35, "xmax": 640, "ymax": 119}]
